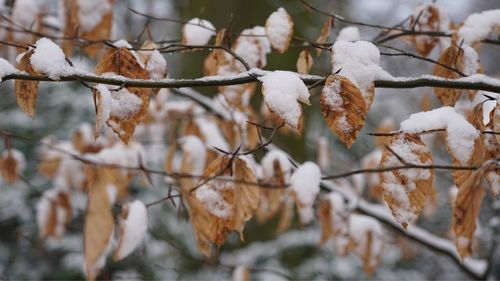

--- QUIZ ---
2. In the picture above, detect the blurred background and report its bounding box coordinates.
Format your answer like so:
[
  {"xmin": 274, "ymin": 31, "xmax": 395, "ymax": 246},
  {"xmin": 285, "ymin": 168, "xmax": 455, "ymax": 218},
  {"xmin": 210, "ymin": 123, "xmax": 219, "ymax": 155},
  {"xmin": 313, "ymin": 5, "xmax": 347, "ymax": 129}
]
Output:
[{"xmin": 0, "ymin": 0, "xmax": 499, "ymax": 280}]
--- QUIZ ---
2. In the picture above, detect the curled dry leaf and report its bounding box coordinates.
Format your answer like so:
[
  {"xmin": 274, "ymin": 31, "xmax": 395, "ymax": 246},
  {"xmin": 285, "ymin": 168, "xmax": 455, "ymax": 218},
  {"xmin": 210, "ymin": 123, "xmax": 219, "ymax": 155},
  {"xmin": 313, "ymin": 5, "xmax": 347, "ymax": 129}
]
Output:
[
  {"xmin": 0, "ymin": 149, "xmax": 25, "ymax": 184},
  {"xmin": 380, "ymin": 133, "xmax": 435, "ymax": 229},
  {"xmin": 265, "ymin": 7, "xmax": 294, "ymax": 53},
  {"xmin": 409, "ymin": 4, "xmax": 442, "ymax": 57},
  {"xmin": 452, "ymin": 163, "xmax": 489, "ymax": 259},
  {"xmin": 14, "ymin": 50, "xmax": 39, "ymax": 118},
  {"xmin": 433, "ymin": 44, "xmax": 480, "ymax": 106},
  {"xmin": 315, "ymin": 17, "xmax": 333, "ymax": 55},
  {"xmin": 296, "ymin": 50, "xmax": 313, "ymax": 75},
  {"xmin": 63, "ymin": 0, "xmax": 114, "ymax": 57},
  {"xmin": 185, "ymin": 156, "xmax": 260, "ymax": 256},
  {"xmin": 347, "ymin": 214, "xmax": 385, "ymax": 276},
  {"xmin": 320, "ymin": 75, "xmax": 367, "ymax": 148},
  {"xmin": 36, "ymin": 188, "xmax": 72, "ymax": 239},
  {"xmin": 232, "ymin": 265, "xmax": 250, "ymax": 281},
  {"xmin": 95, "ymin": 46, "xmax": 150, "ymax": 143}
]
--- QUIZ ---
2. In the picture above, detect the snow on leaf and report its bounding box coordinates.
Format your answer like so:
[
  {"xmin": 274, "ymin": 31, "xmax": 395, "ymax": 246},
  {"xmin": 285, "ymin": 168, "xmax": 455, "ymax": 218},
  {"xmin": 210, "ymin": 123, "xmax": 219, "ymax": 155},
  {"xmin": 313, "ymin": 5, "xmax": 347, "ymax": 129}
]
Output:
[
  {"xmin": 14, "ymin": 50, "xmax": 39, "ymax": 118},
  {"xmin": 0, "ymin": 58, "xmax": 17, "ymax": 79},
  {"xmin": 265, "ymin": 7, "xmax": 294, "ymax": 53},
  {"xmin": 31, "ymin": 38, "xmax": 74, "ymax": 79},
  {"xmin": 318, "ymin": 192, "xmax": 347, "ymax": 246},
  {"xmin": 296, "ymin": 50, "xmax": 313, "ymax": 75},
  {"xmin": 347, "ymin": 214, "xmax": 385, "ymax": 276},
  {"xmin": 182, "ymin": 18, "xmax": 216, "ymax": 46},
  {"xmin": 113, "ymin": 200, "xmax": 148, "ymax": 261},
  {"xmin": 256, "ymin": 150, "xmax": 290, "ymax": 223},
  {"xmin": 331, "ymin": 40, "xmax": 382, "ymax": 110},
  {"xmin": 468, "ymin": 102, "xmax": 498, "ymax": 197},
  {"xmin": 95, "ymin": 45, "xmax": 150, "ymax": 143},
  {"xmin": 380, "ymin": 133, "xmax": 435, "ymax": 229},
  {"xmin": 336, "ymin": 26, "xmax": 360, "ymax": 42},
  {"xmin": 259, "ymin": 71, "xmax": 310, "ymax": 131},
  {"xmin": 84, "ymin": 167, "xmax": 115, "ymax": 281},
  {"xmin": 452, "ymin": 163, "xmax": 489, "ymax": 259},
  {"xmin": 408, "ymin": 3, "xmax": 444, "ymax": 57},
  {"xmin": 234, "ymin": 26, "xmax": 271, "ymax": 71},
  {"xmin": 458, "ymin": 9, "xmax": 500, "ymax": 46},
  {"xmin": 290, "ymin": 162, "xmax": 321, "ymax": 225},
  {"xmin": 178, "ymin": 135, "xmax": 207, "ymax": 191},
  {"xmin": 315, "ymin": 17, "xmax": 333, "ymax": 55},
  {"xmin": 433, "ymin": 44, "xmax": 480, "ymax": 106},
  {"xmin": 186, "ymin": 155, "xmax": 260, "ymax": 256},
  {"xmin": 320, "ymin": 75, "xmax": 367, "ymax": 148},
  {"xmin": 64, "ymin": 0, "xmax": 114, "ymax": 57},
  {"xmin": 36, "ymin": 188, "xmax": 72, "ymax": 239}
]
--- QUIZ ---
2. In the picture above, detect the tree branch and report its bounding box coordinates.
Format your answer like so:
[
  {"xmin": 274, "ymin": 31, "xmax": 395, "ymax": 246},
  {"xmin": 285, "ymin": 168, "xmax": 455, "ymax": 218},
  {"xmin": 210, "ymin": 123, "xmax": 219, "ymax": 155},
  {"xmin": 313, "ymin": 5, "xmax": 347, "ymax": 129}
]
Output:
[{"xmin": 3, "ymin": 70, "xmax": 500, "ymax": 93}]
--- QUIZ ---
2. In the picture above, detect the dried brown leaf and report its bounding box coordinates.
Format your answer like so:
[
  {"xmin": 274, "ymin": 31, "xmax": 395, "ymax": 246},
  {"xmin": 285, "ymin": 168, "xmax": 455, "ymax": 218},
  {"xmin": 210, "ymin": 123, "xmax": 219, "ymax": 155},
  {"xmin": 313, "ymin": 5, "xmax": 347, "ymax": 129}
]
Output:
[
  {"xmin": 380, "ymin": 133, "xmax": 435, "ymax": 229},
  {"xmin": 452, "ymin": 164, "xmax": 487, "ymax": 259},
  {"xmin": 296, "ymin": 50, "xmax": 313, "ymax": 75},
  {"xmin": 14, "ymin": 50, "xmax": 39, "ymax": 118},
  {"xmin": 320, "ymin": 75, "xmax": 367, "ymax": 148},
  {"xmin": 432, "ymin": 45, "xmax": 477, "ymax": 106},
  {"xmin": 95, "ymin": 47, "xmax": 150, "ymax": 143},
  {"xmin": 316, "ymin": 18, "xmax": 333, "ymax": 55}
]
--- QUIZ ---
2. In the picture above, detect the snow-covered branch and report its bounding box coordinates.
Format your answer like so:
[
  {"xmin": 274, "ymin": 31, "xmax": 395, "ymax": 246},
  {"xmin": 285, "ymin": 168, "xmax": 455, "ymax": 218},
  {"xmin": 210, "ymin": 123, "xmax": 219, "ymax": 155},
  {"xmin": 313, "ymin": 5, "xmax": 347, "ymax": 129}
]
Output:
[{"xmin": 3, "ymin": 70, "xmax": 500, "ymax": 94}]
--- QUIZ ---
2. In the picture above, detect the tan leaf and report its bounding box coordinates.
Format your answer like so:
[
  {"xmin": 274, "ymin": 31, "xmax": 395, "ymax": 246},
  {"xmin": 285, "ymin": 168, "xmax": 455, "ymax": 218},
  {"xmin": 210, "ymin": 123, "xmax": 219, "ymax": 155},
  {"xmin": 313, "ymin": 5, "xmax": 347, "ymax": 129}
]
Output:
[
  {"xmin": 468, "ymin": 102, "xmax": 499, "ymax": 197},
  {"xmin": 0, "ymin": 149, "xmax": 24, "ymax": 184},
  {"xmin": 409, "ymin": 4, "xmax": 441, "ymax": 57},
  {"xmin": 232, "ymin": 265, "xmax": 251, "ymax": 281},
  {"xmin": 265, "ymin": 8, "xmax": 294, "ymax": 53},
  {"xmin": 14, "ymin": 50, "xmax": 39, "ymax": 118},
  {"xmin": 318, "ymin": 199, "xmax": 333, "ymax": 245},
  {"xmin": 296, "ymin": 50, "xmax": 313, "ymax": 75},
  {"xmin": 84, "ymin": 167, "xmax": 115, "ymax": 281},
  {"xmin": 433, "ymin": 45, "xmax": 464, "ymax": 105},
  {"xmin": 203, "ymin": 29, "xmax": 228, "ymax": 76},
  {"xmin": 452, "ymin": 164, "xmax": 488, "ymax": 259},
  {"xmin": 380, "ymin": 133, "xmax": 435, "ymax": 229},
  {"xmin": 275, "ymin": 201, "xmax": 294, "ymax": 234},
  {"xmin": 232, "ymin": 158, "xmax": 260, "ymax": 238},
  {"xmin": 347, "ymin": 214, "xmax": 384, "ymax": 276},
  {"xmin": 184, "ymin": 155, "xmax": 260, "ymax": 255},
  {"xmin": 494, "ymin": 101, "xmax": 500, "ymax": 144},
  {"xmin": 316, "ymin": 18, "xmax": 333, "ymax": 55},
  {"xmin": 320, "ymin": 75, "xmax": 367, "ymax": 148},
  {"xmin": 256, "ymin": 159, "xmax": 286, "ymax": 223},
  {"xmin": 38, "ymin": 189, "xmax": 72, "ymax": 239},
  {"xmin": 95, "ymin": 47, "xmax": 150, "ymax": 143},
  {"xmin": 81, "ymin": 0, "xmax": 114, "ymax": 58}
]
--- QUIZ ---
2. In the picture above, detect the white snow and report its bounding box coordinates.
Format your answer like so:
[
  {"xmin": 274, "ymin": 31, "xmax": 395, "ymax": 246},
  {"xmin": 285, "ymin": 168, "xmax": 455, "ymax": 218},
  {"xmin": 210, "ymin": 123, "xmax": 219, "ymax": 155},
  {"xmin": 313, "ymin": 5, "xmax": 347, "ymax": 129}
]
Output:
[
  {"xmin": 261, "ymin": 149, "xmax": 293, "ymax": 182},
  {"xmin": 400, "ymin": 106, "xmax": 480, "ymax": 164},
  {"xmin": 0, "ymin": 58, "xmax": 17, "ymax": 79},
  {"xmin": 195, "ymin": 183, "xmax": 233, "ymax": 219},
  {"xmin": 182, "ymin": 18, "xmax": 216, "ymax": 46},
  {"xmin": 179, "ymin": 135, "xmax": 206, "ymax": 175},
  {"xmin": 461, "ymin": 44, "xmax": 480, "ymax": 76},
  {"xmin": 290, "ymin": 162, "xmax": 321, "ymax": 206},
  {"xmin": 265, "ymin": 7, "xmax": 293, "ymax": 52},
  {"xmin": 76, "ymin": 0, "xmax": 112, "ymax": 32},
  {"xmin": 331, "ymin": 41, "xmax": 385, "ymax": 106},
  {"xmin": 458, "ymin": 9, "xmax": 500, "ymax": 45},
  {"xmin": 290, "ymin": 162, "xmax": 321, "ymax": 224},
  {"xmin": 146, "ymin": 50, "xmax": 167, "ymax": 80},
  {"xmin": 381, "ymin": 135, "xmax": 433, "ymax": 226},
  {"xmin": 232, "ymin": 265, "xmax": 248, "ymax": 281},
  {"xmin": 336, "ymin": 27, "xmax": 360, "ymax": 42},
  {"xmin": 348, "ymin": 214, "xmax": 384, "ymax": 269},
  {"xmin": 113, "ymin": 200, "xmax": 148, "ymax": 260},
  {"xmin": 31, "ymin": 38, "xmax": 74, "ymax": 79},
  {"xmin": 234, "ymin": 26, "xmax": 271, "ymax": 70},
  {"xmin": 258, "ymin": 71, "xmax": 310, "ymax": 129}
]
